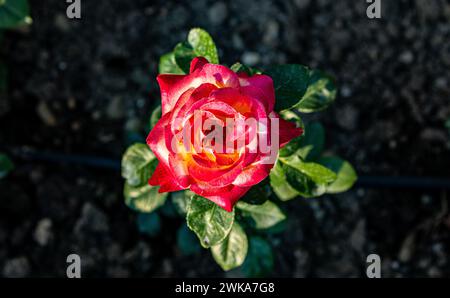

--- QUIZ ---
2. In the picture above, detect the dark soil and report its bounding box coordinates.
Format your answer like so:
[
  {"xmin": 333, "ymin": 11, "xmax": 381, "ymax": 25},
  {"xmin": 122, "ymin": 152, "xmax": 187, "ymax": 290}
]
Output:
[{"xmin": 0, "ymin": 0, "xmax": 449, "ymax": 277}]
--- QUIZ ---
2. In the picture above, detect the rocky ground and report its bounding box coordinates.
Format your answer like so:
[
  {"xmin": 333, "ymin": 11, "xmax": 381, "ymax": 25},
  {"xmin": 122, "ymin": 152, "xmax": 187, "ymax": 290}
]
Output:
[{"xmin": 0, "ymin": 0, "xmax": 449, "ymax": 277}]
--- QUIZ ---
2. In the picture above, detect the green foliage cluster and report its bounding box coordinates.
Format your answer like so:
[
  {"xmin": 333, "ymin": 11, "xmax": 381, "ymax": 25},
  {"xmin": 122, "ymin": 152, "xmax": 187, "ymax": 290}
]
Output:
[
  {"xmin": 0, "ymin": 0, "xmax": 31, "ymax": 180},
  {"xmin": 122, "ymin": 28, "xmax": 357, "ymax": 275}
]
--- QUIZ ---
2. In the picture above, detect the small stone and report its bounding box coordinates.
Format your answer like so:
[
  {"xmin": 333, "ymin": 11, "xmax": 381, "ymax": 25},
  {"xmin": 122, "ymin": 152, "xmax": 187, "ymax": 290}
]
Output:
[
  {"xmin": 232, "ymin": 33, "xmax": 244, "ymax": 50},
  {"xmin": 420, "ymin": 128, "xmax": 447, "ymax": 143},
  {"xmin": 67, "ymin": 97, "xmax": 77, "ymax": 109},
  {"xmin": 242, "ymin": 52, "xmax": 261, "ymax": 66},
  {"xmin": 54, "ymin": 14, "xmax": 70, "ymax": 32},
  {"xmin": 33, "ymin": 218, "xmax": 53, "ymax": 246},
  {"xmin": 434, "ymin": 77, "xmax": 447, "ymax": 90},
  {"xmin": 428, "ymin": 267, "xmax": 442, "ymax": 277},
  {"xmin": 294, "ymin": 0, "xmax": 311, "ymax": 9},
  {"xmin": 91, "ymin": 111, "xmax": 101, "ymax": 120},
  {"xmin": 336, "ymin": 105, "xmax": 358, "ymax": 131},
  {"xmin": 2, "ymin": 257, "xmax": 30, "ymax": 278},
  {"xmin": 350, "ymin": 220, "xmax": 366, "ymax": 252},
  {"xmin": 388, "ymin": 140, "xmax": 397, "ymax": 149},
  {"xmin": 106, "ymin": 96, "xmax": 125, "ymax": 120},
  {"xmin": 398, "ymin": 233, "xmax": 415, "ymax": 262},
  {"xmin": 124, "ymin": 118, "xmax": 142, "ymax": 132},
  {"xmin": 74, "ymin": 202, "xmax": 109, "ymax": 234},
  {"xmin": 340, "ymin": 85, "xmax": 352, "ymax": 98},
  {"xmin": 399, "ymin": 51, "xmax": 414, "ymax": 64},
  {"xmin": 415, "ymin": 0, "xmax": 440, "ymax": 20},
  {"xmin": 421, "ymin": 195, "xmax": 432, "ymax": 205},
  {"xmin": 263, "ymin": 20, "xmax": 279, "ymax": 45},
  {"xmin": 208, "ymin": 2, "xmax": 228, "ymax": 25},
  {"xmin": 162, "ymin": 258, "xmax": 173, "ymax": 275},
  {"xmin": 37, "ymin": 101, "xmax": 57, "ymax": 127}
]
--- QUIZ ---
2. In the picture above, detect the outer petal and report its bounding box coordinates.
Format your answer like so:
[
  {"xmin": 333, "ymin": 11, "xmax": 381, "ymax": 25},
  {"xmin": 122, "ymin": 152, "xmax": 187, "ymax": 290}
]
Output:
[
  {"xmin": 190, "ymin": 57, "xmax": 209, "ymax": 73},
  {"xmin": 190, "ymin": 183, "xmax": 250, "ymax": 212},
  {"xmin": 149, "ymin": 163, "xmax": 186, "ymax": 192},
  {"xmin": 240, "ymin": 85, "xmax": 273, "ymax": 113},
  {"xmin": 157, "ymin": 74, "xmax": 186, "ymax": 115},
  {"xmin": 168, "ymin": 155, "xmax": 191, "ymax": 188},
  {"xmin": 147, "ymin": 112, "xmax": 172, "ymax": 166},
  {"xmin": 199, "ymin": 64, "xmax": 240, "ymax": 89},
  {"xmin": 239, "ymin": 74, "xmax": 275, "ymax": 112},
  {"xmin": 157, "ymin": 61, "xmax": 240, "ymax": 115},
  {"xmin": 275, "ymin": 114, "xmax": 303, "ymax": 147}
]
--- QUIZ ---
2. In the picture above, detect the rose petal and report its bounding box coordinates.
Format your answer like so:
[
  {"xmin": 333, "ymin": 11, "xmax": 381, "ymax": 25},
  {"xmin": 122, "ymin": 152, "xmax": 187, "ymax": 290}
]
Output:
[
  {"xmin": 232, "ymin": 162, "xmax": 272, "ymax": 187},
  {"xmin": 210, "ymin": 88, "xmax": 267, "ymax": 119},
  {"xmin": 240, "ymin": 85, "xmax": 273, "ymax": 113},
  {"xmin": 239, "ymin": 74, "xmax": 275, "ymax": 112},
  {"xmin": 147, "ymin": 112, "xmax": 172, "ymax": 166},
  {"xmin": 190, "ymin": 57, "xmax": 209, "ymax": 73},
  {"xmin": 190, "ymin": 183, "xmax": 250, "ymax": 212},
  {"xmin": 149, "ymin": 163, "xmax": 186, "ymax": 192},
  {"xmin": 200, "ymin": 64, "xmax": 240, "ymax": 89},
  {"xmin": 168, "ymin": 155, "xmax": 191, "ymax": 188},
  {"xmin": 157, "ymin": 61, "xmax": 240, "ymax": 115},
  {"xmin": 187, "ymin": 153, "xmax": 243, "ymax": 184},
  {"xmin": 157, "ymin": 74, "xmax": 186, "ymax": 115},
  {"xmin": 271, "ymin": 112, "xmax": 303, "ymax": 147},
  {"xmin": 170, "ymin": 84, "xmax": 217, "ymax": 129}
]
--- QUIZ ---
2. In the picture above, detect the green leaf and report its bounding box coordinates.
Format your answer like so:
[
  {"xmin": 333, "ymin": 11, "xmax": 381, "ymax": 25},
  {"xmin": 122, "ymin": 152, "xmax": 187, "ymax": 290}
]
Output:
[
  {"xmin": 278, "ymin": 111, "xmax": 305, "ymax": 158},
  {"xmin": 173, "ymin": 42, "xmax": 196, "ymax": 74},
  {"xmin": 236, "ymin": 201, "xmax": 286, "ymax": 230},
  {"xmin": 241, "ymin": 237, "xmax": 274, "ymax": 277},
  {"xmin": 230, "ymin": 62, "xmax": 262, "ymax": 76},
  {"xmin": 283, "ymin": 164, "xmax": 322, "ymax": 198},
  {"xmin": 241, "ymin": 179, "xmax": 270, "ymax": 205},
  {"xmin": 174, "ymin": 28, "xmax": 219, "ymax": 73},
  {"xmin": 318, "ymin": 156, "xmax": 357, "ymax": 193},
  {"xmin": 269, "ymin": 161, "xmax": 298, "ymax": 201},
  {"xmin": 271, "ymin": 155, "xmax": 336, "ymax": 200},
  {"xmin": 279, "ymin": 110, "xmax": 304, "ymax": 125},
  {"xmin": 171, "ymin": 190, "xmax": 194, "ymax": 215},
  {"xmin": 137, "ymin": 212, "xmax": 161, "ymax": 237},
  {"xmin": 265, "ymin": 64, "xmax": 310, "ymax": 112},
  {"xmin": 264, "ymin": 220, "xmax": 287, "ymax": 235},
  {"xmin": 158, "ymin": 52, "xmax": 184, "ymax": 74},
  {"xmin": 280, "ymin": 155, "xmax": 336, "ymax": 185},
  {"xmin": 149, "ymin": 104, "xmax": 162, "ymax": 129},
  {"xmin": 211, "ymin": 222, "xmax": 248, "ymax": 271},
  {"xmin": 187, "ymin": 195, "xmax": 235, "ymax": 248},
  {"xmin": 279, "ymin": 136, "xmax": 302, "ymax": 158},
  {"xmin": 177, "ymin": 224, "xmax": 202, "ymax": 256},
  {"xmin": 296, "ymin": 122, "xmax": 325, "ymax": 161},
  {"xmin": 0, "ymin": 0, "xmax": 32, "ymax": 29},
  {"xmin": 295, "ymin": 70, "xmax": 336, "ymax": 113},
  {"xmin": 121, "ymin": 143, "xmax": 157, "ymax": 187},
  {"xmin": 187, "ymin": 28, "xmax": 219, "ymax": 64},
  {"xmin": 124, "ymin": 183, "xmax": 168, "ymax": 213},
  {"xmin": 0, "ymin": 153, "xmax": 14, "ymax": 179}
]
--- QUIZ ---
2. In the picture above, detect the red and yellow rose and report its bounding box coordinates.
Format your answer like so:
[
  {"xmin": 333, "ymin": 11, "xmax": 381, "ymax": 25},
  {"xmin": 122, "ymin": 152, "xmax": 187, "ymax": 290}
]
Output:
[{"xmin": 147, "ymin": 57, "xmax": 302, "ymax": 211}]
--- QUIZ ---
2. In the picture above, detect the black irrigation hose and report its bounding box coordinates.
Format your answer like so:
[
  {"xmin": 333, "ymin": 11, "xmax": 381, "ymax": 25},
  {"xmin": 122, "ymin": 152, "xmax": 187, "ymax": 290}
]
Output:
[
  {"xmin": 356, "ymin": 176, "xmax": 450, "ymax": 190},
  {"xmin": 6, "ymin": 147, "xmax": 450, "ymax": 190},
  {"xmin": 9, "ymin": 147, "xmax": 121, "ymax": 170}
]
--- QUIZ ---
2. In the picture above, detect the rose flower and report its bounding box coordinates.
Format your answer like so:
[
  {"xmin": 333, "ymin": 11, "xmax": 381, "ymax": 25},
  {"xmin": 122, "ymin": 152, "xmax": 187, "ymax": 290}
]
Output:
[{"xmin": 147, "ymin": 57, "xmax": 302, "ymax": 211}]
